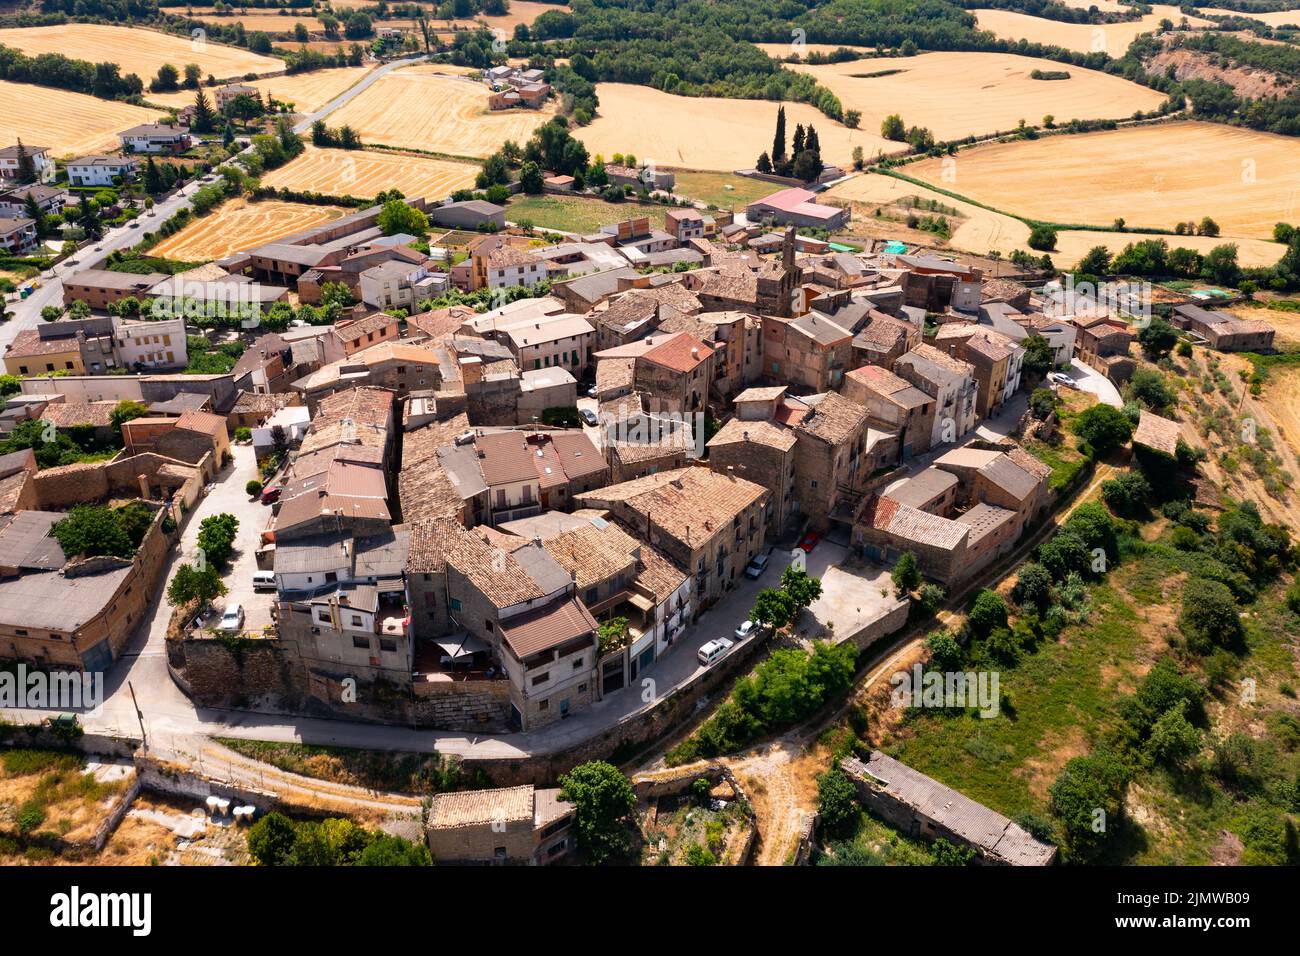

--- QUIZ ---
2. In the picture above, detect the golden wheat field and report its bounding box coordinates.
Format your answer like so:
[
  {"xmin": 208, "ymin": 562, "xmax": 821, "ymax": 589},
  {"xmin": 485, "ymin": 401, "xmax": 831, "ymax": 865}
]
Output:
[
  {"xmin": 321, "ymin": 67, "xmax": 554, "ymax": 158},
  {"xmin": 150, "ymin": 198, "xmax": 346, "ymax": 260},
  {"xmin": 575, "ymin": 83, "xmax": 893, "ymax": 172},
  {"xmin": 972, "ymin": 6, "xmax": 1212, "ymax": 56},
  {"xmin": 173, "ymin": 9, "xmax": 327, "ymax": 33},
  {"xmin": 1198, "ymin": 7, "xmax": 1300, "ymax": 26},
  {"xmin": 778, "ymin": 51, "xmax": 1164, "ymax": 142},
  {"xmin": 904, "ymin": 121, "xmax": 1300, "ymax": 241},
  {"xmin": 0, "ymin": 24, "xmax": 282, "ymax": 81},
  {"xmin": 260, "ymin": 144, "xmax": 479, "ymax": 202},
  {"xmin": 147, "ymin": 66, "xmax": 370, "ymax": 114},
  {"xmin": 0, "ymin": 81, "xmax": 164, "ymax": 157},
  {"xmin": 825, "ymin": 171, "xmax": 1285, "ymax": 268}
]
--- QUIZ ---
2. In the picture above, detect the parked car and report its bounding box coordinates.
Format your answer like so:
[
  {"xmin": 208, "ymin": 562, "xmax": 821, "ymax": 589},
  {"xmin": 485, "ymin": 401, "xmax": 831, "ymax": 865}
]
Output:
[
  {"xmin": 734, "ymin": 620, "xmax": 755, "ymax": 641},
  {"xmin": 260, "ymin": 485, "xmax": 281, "ymax": 505},
  {"xmin": 252, "ymin": 572, "xmax": 276, "ymax": 592},
  {"xmin": 798, "ymin": 531, "xmax": 819, "ymax": 553},
  {"xmin": 1048, "ymin": 371, "xmax": 1077, "ymax": 388},
  {"xmin": 579, "ymin": 408, "xmax": 600, "ymax": 427},
  {"xmin": 697, "ymin": 637, "xmax": 734, "ymax": 667},
  {"xmin": 218, "ymin": 604, "xmax": 245, "ymax": 632},
  {"xmin": 744, "ymin": 553, "xmax": 770, "ymax": 579}
]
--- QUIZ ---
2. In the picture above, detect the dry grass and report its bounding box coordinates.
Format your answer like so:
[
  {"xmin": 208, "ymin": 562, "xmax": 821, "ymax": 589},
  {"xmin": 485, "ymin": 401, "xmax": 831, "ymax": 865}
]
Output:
[
  {"xmin": 1199, "ymin": 7, "xmax": 1300, "ymax": 26},
  {"xmin": 261, "ymin": 143, "xmax": 479, "ymax": 201},
  {"xmin": 0, "ymin": 24, "xmax": 281, "ymax": 82},
  {"xmin": 576, "ymin": 82, "xmax": 889, "ymax": 172},
  {"xmin": 779, "ymin": 51, "xmax": 1165, "ymax": 142},
  {"xmin": 973, "ymin": 5, "xmax": 1213, "ymax": 56},
  {"xmin": 170, "ymin": 9, "xmax": 330, "ymax": 32},
  {"xmin": 324, "ymin": 66, "xmax": 554, "ymax": 158},
  {"xmin": 148, "ymin": 66, "xmax": 370, "ymax": 114},
  {"xmin": 825, "ymin": 170, "xmax": 1286, "ymax": 267},
  {"xmin": 0, "ymin": 81, "xmax": 163, "ymax": 158},
  {"xmin": 150, "ymin": 197, "xmax": 346, "ymax": 260},
  {"xmin": 904, "ymin": 121, "xmax": 1300, "ymax": 242}
]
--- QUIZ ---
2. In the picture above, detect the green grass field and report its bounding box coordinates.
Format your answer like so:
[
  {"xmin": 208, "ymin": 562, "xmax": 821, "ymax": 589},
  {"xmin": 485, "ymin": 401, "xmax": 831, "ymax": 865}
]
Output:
[
  {"xmin": 506, "ymin": 194, "xmax": 663, "ymax": 234},
  {"xmin": 670, "ymin": 170, "xmax": 776, "ymax": 210}
]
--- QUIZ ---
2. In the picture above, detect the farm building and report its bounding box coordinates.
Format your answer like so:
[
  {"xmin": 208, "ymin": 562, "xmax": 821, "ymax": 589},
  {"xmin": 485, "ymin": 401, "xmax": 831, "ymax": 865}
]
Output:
[
  {"xmin": 429, "ymin": 199, "xmax": 506, "ymax": 230},
  {"xmin": 841, "ymin": 753, "xmax": 1057, "ymax": 866},
  {"xmin": 746, "ymin": 187, "xmax": 849, "ymax": 230},
  {"xmin": 1171, "ymin": 303, "xmax": 1275, "ymax": 352}
]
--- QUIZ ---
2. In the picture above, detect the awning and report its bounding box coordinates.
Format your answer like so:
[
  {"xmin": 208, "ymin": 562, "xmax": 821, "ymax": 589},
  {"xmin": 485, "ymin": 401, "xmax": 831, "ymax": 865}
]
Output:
[{"xmin": 433, "ymin": 633, "xmax": 489, "ymax": 660}]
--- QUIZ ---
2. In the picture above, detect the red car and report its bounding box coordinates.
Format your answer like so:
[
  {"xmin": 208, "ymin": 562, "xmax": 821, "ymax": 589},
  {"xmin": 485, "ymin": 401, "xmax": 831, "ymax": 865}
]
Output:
[
  {"xmin": 798, "ymin": 531, "xmax": 819, "ymax": 553},
  {"xmin": 260, "ymin": 485, "xmax": 281, "ymax": 505}
]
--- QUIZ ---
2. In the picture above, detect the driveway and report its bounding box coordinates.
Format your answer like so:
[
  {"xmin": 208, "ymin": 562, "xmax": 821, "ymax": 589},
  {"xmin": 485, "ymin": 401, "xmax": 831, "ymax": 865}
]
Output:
[
  {"xmin": 1065, "ymin": 358, "xmax": 1123, "ymax": 408},
  {"xmin": 198, "ymin": 443, "xmax": 273, "ymax": 632}
]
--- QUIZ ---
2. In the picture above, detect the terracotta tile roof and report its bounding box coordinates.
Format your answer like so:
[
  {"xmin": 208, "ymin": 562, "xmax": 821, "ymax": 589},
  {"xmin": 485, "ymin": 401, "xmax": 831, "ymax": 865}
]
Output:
[
  {"xmin": 896, "ymin": 343, "xmax": 975, "ymax": 388},
  {"xmin": 640, "ymin": 332, "xmax": 712, "ymax": 374},
  {"xmin": 499, "ymin": 595, "xmax": 596, "ymax": 658},
  {"xmin": 1004, "ymin": 446, "xmax": 1052, "ymax": 483},
  {"xmin": 175, "ymin": 409, "xmax": 227, "ymax": 437},
  {"xmin": 979, "ymin": 454, "xmax": 1043, "ymax": 503},
  {"xmin": 1134, "ymin": 410, "xmax": 1180, "ymax": 457},
  {"xmin": 794, "ymin": 391, "xmax": 866, "ymax": 445},
  {"xmin": 474, "ymin": 431, "xmax": 540, "ymax": 486},
  {"xmin": 427, "ymin": 785, "xmax": 534, "ymax": 829},
  {"xmin": 734, "ymin": 385, "xmax": 788, "ymax": 402},
  {"xmin": 332, "ymin": 312, "xmax": 396, "ymax": 345},
  {"xmin": 316, "ymin": 386, "xmax": 395, "ymax": 428},
  {"xmin": 595, "ymin": 357, "xmax": 635, "ymax": 394},
  {"xmin": 486, "ymin": 244, "xmax": 541, "ymax": 269},
  {"xmin": 5, "ymin": 329, "xmax": 81, "ymax": 359},
  {"xmin": 408, "ymin": 305, "xmax": 478, "ymax": 340},
  {"xmin": 542, "ymin": 523, "xmax": 637, "ymax": 589},
  {"xmin": 864, "ymin": 495, "xmax": 967, "ymax": 551},
  {"xmin": 549, "ymin": 431, "xmax": 606, "ymax": 481},
  {"xmin": 610, "ymin": 427, "xmax": 692, "ymax": 464},
  {"xmin": 707, "ymin": 417, "xmax": 796, "ymax": 452},
  {"xmin": 575, "ymin": 467, "xmax": 768, "ymax": 550},
  {"xmin": 232, "ymin": 391, "xmax": 298, "ymax": 416},
  {"xmin": 40, "ymin": 401, "xmax": 116, "ymax": 428}
]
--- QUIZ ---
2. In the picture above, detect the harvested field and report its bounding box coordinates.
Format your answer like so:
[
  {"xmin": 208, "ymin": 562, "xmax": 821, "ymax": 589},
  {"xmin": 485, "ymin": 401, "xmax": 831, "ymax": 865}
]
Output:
[
  {"xmin": 480, "ymin": 1, "xmax": 567, "ymax": 31},
  {"xmin": 755, "ymin": 42, "xmax": 876, "ymax": 59},
  {"xmin": 172, "ymin": 9, "xmax": 328, "ymax": 32},
  {"xmin": 576, "ymin": 83, "xmax": 890, "ymax": 172},
  {"xmin": 1198, "ymin": 7, "xmax": 1300, "ymax": 26},
  {"xmin": 826, "ymin": 170, "xmax": 1285, "ymax": 267},
  {"xmin": 0, "ymin": 24, "xmax": 281, "ymax": 81},
  {"xmin": 904, "ymin": 121, "xmax": 1300, "ymax": 242},
  {"xmin": 261, "ymin": 144, "xmax": 478, "ymax": 201},
  {"xmin": 150, "ymin": 197, "xmax": 347, "ymax": 260},
  {"xmin": 972, "ymin": 6, "xmax": 1212, "ymax": 56},
  {"xmin": 324, "ymin": 67, "xmax": 554, "ymax": 158},
  {"xmin": 148, "ymin": 66, "xmax": 370, "ymax": 114},
  {"xmin": 779, "ymin": 51, "xmax": 1165, "ymax": 142},
  {"xmin": 0, "ymin": 80, "xmax": 163, "ymax": 157}
]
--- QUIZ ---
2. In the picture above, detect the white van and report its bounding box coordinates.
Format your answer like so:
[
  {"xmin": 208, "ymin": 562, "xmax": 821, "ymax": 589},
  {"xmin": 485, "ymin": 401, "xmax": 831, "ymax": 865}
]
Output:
[
  {"xmin": 252, "ymin": 571, "xmax": 276, "ymax": 592},
  {"xmin": 697, "ymin": 638, "xmax": 734, "ymax": 667}
]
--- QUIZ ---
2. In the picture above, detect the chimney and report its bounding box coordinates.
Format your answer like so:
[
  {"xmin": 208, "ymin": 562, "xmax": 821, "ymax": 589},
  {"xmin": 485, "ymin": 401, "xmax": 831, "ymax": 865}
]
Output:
[
  {"xmin": 137, "ymin": 474, "xmax": 150, "ymax": 499},
  {"xmin": 727, "ymin": 465, "xmax": 735, "ymax": 479}
]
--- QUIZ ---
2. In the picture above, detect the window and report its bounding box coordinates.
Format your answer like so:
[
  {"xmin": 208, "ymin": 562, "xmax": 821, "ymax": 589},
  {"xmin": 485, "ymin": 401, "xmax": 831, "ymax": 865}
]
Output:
[
  {"xmin": 584, "ymin": 587, "xmax": 598, "ymax": 604},
  {"xmin": 379, "ymin": 639, "xmax": 396, "ymax": 652},
  {"xmin": 352, "ymin": 636, "xmax": 370, "ymax": 649},
  {"xmin": 350, "ymin": 614, "xmax": 363, "ymax": 627},
  {"xmin": 14, "ymin": 629, "xmax": 27, "ymax": 636},
  {"xmin": 316, "ymin": 610, "xmax": 331, "ymax": 624},
  {"xmin": 450, "ymin": 598, "xmax": 461, "ymax": 611},
  {"xmin": 538, "ymin": 698, "xmax": 549, "ymax": 711},
  {"xmin": 531, "ymin": 671, "xmax": 550, "ymax": 686},
  {"xmin": 573, "ymin": 658, "xmax": 584, "ymax": 670},
  {"xmin": 484, "ymin": 619, "xmax": 493, "ymax": 632}
]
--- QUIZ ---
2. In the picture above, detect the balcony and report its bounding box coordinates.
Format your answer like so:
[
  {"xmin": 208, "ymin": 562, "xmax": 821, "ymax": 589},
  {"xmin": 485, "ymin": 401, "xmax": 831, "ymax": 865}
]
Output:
[{"xmin": 412, "ymin": 633, "xmax": 504, "ymax": 683}]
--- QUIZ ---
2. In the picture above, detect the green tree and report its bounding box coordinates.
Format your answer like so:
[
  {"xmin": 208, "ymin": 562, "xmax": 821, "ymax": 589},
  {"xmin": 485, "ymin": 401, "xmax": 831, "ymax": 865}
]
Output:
[
  {"xmin": 151, "ymin": 63, "xmax": 180, "ymax": 93},
  {"xmin": 968, "ymin": 589, "xmax": 1008, "ymax": 637},
  {"xmin": 1128, "ymin": 368, "xmax": 1174, "ymax": 412},
  {"xmin": 925, "ymin": 630, "xmax": 964, "ymax": 671},
  {"xmin": 1050, "ymin": 751, "xmax": 1129, "ymax": 862},
  {"xmin": 110, "ymin": 400, "xmax": 148, "ymax": 431},
  {"xmin": 1101, "ymin": 471, "xmax": 1151, "ymax": 518},
  {"xmin": 247, "ymin": 812, "xmax": 298, "ymax": 866},
  {"xmin": 1145, "ymin": 701, "xmax": 1202, "ymax": 768},
  {"xmin": 51, "ymin": 505, "xmax": 133, "ymax": 558},
  {"xmin": 1011, "ymin": 562, "xmax": 1053, "ymax": 613},
  {"xmin": 932, "ymin": 838, "xmax": 976, "ymax": 866},
  {"xmin": 192, "ymin": 89, "xmax": 216, "ymax": 134},
  {"xmin": 519, "ymin": 160, "xmax": 544, "ymax": 194},
  {"xmin": 750, "ymin": 586, "xmax": 797, "ymax": 630},
  {"xmin": 0, "ymin": 374, "xmax": 21, "ymax": 397},
  {"xmin": 1178, "ymin": 577, "xmax": 1243, "ymax": 652},
  {"xmin": 377, "ymin": 199, "xmax": 429, "ymax": 236},
  {"xmin": 1021, "ymin": 335, "xmax": 1056, "ymax": 379},
  {"xmin": 781, "ymin": 565, "xmax": 823, "ymax": 609},
  {"xmin": 1028, "ymin": 224, "xmax": 1058, "ymax": 252},
  {"xmin": 355, "ymin": 834, "xmax": 431, "ymax": 866},
  {"xmin": 1075, "ymin": 244, "xmax": 1112, "ymax": 277},
  {"xmin": 881, "ymin": 113, "xmax": 905, "ymax": 141},
  {"xmin": 558, "ymin": 761, "xmax": 636, "ymax": 865},
  {"xmin": 1137, "ymin": 318, "xmax": 1177, "ymax": 359},
  {"xmin": 816, "ymin": 768, "xmax": 859, "ymax": 835},
  {"xmin": 1073, "ymin": 403, "xmax": 1133, "ymax": 455},
  {"xmin": 166, "ymin": 562, "xmax": 226, "ymax": 608},
  {"xmin": 891, "ymin": 551, "xmax": 921, "ymax": 596}
]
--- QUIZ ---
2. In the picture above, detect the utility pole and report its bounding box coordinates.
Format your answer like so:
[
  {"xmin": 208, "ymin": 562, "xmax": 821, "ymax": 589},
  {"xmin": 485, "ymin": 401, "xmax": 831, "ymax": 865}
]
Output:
[{"xmin": 127, "ymin": 681, "xmax": 147, "ymax": 749}]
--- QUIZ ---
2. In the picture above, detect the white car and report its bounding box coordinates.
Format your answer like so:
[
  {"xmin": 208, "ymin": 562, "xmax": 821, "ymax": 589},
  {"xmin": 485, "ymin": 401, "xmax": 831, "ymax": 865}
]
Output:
[
  {"xmin": 218, "ymin": 604, "xmax": 245, "ymax": 632},
  {"xmin": 697, "ymin": 638, "xmax": 734, "ymax": 667},
  {"xmin": 734, "ymin": 620, "xmax": 756, "ymax": 640},
  {"xmin": 1048, "ymin": 371, "xmax": 1077, "ymax": 388}
]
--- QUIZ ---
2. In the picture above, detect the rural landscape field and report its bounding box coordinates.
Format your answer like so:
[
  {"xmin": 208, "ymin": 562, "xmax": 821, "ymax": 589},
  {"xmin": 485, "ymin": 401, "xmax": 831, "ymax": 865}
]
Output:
[
  {"xmin": 779, "ymin": 51, "xmax": 1165, "ymax": 142},
  {"xmin": 0, "ymin": 23, "xmax": 281, "ymax": 81},
  {"xmin": 260, "ymin": 144, "xmax": 479, "ymax": 201},
  {"xmin": 905, "ymin": 121, "xmax": 1300, "ymax": 240},
  {"xmin": 1, "ymin": 0, "xmax": 1300, "ymax": 911},
  {"xmin": 149, "ymin": 197, "xmax": 346, "ymax": 260},
  {"xmin": 323, "ymin": 66, "xmax": 556, "ymax": 157}
]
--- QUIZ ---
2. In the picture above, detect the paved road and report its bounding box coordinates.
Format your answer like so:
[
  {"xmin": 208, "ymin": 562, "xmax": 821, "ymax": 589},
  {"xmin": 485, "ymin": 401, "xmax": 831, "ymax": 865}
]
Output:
[
  {"xmin": 1065, "ymin": 357, "xmax": 1124, "ymax": 408},
  {"xmin": 291, "ymin": 55, "xmax": 425, "ymax": 135}
]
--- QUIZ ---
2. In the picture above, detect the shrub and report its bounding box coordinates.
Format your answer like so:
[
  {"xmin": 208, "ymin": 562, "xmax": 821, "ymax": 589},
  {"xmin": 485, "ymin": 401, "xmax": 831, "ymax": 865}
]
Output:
[
  {"xmin": 816, "ymin": 768, "xmax": 859, "ymax": 835},
  {"xmin": 1011, "ymin": 562, "xmax": 1053, "ymax": 612},
  {"xmin": 1073, "ymin": 403, "xmax": 1133, "ymax": 455},
  {"xmin": 1049, "ymin": 750, "xmax": 1130, "ymax": 862},
  {"xmin": 234, "ymin": 426, "xmax": 252, "ymax": 442},
  {"xmin": 925, "ymin": 630, "xmax": 964, "ymax": 671},
  {"xmin": 245, "ymin": 480, "xmax": 263, "ymax": 497},
  {"xmin": 1101, "ymin": 471, "xmax": 1151, "ymax": 518},
  {"xmin": 558, "ymin": 761, "xmax": 636, "ymax": 865},
  {"xmin": 1177, "ymin": 578, "xmax": 1243, "ymax": 653},
  {"xmin": 968, "ymin": 589, "xmax": 1008, "ymax": 637}
]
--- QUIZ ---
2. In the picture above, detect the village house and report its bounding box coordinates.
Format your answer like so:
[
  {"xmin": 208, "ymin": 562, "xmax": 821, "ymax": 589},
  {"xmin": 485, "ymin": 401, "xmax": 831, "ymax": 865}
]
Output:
[
  {"xmin": 117, "ymin": 122, "xmax": 192, "ymax": 154},
  {"xmin": 843, "ymin": 364, "xmax": 936, "ymax": 459},
  {"xmin": 0, "ymin": 216, "xmax": 37, "ymax": 255},
  {"xmin": 762, "ymin": 310, "xmax": 853, "ymax": 393},
  {"xmin": 0, "ymin": 183, "xmax": 68, "ymax": 218},
  {"xmin": 214, "ymin": 82, "xmax": 259, "ymax": 110},
  {"xmin": 428, "ymin": 199, "xmax": 506, "ymax": 230},
  {"xmin": 472, "ymin": 241, "xmax": 547, "ymax": 291},
  {"xmin": 851, "ymin": 310, "xmax": 922, "ymax": 370},
  {"xmin": 358, "ymin": 259, "xmax": 447, "ymax": 313},
  {"xmin": 1071, "ymin": 314, "xmax": 1134, "ymax": 383},
  {"xmin": 504, "ymin": 313, "xmax": 595, "ymax": 374},
  {"xmin": 894, "ymin": 254, "xmax": 982, "ymax": 313},
  {"xmin": 62, "ymin": 268, "xmax": 168, "ymax": 312},
  {"xmin": 1132, "ymin": 409, "xmax": 1182, "ymax": 459},
  {"xmin": 665, "ymin": 207, "xmax": 705, "ymax": 244},
  {"xmin": 978, "ymin": 300, "xmax": 1076, "ymax": 369},
  {"xmin": 425, "ymin": 785, "xmax": 574, "ymax": 865},
  {"xmin": 746, "ymin": 187, "xmax": 849, "ymax": 231},
  {"xmin": 0, "ymin": 143, "xmax": 53, "ymax": 183},
  {"xmin": 574, "ymin": 467, "xmax": 769, "ymax": 609},
  {"xmin": 933, "ymin": 324, "xmax": 1024, "ymax": 417},
  {"xmin": 893, "ymin": 344, "xmax": 978, "ymax": 448},
  {"xmin": 707, "ymin": 416, "xmax": 798, "ymax": 534},
  {"xmin": 1171, "ymin": 303, "xmax": 1275, "ymax": 352},
  {"xmin": 321, "ymin": 312, "xmax": 401, "ymax": 363},
  {"xmin": 792, "ymin": 391, "xmax": 892, "ymax": 530},
  {"xmin": 632, "ymin": 331, "xmax": 715, "ymax": 414},
  {"xmin": 605, "ymin": 164, "xmax": 675, "ymax": 192}
]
